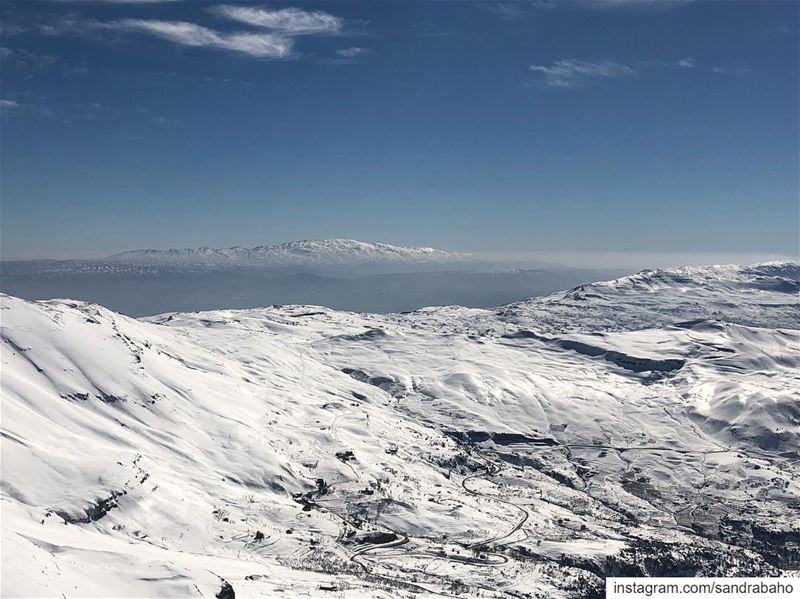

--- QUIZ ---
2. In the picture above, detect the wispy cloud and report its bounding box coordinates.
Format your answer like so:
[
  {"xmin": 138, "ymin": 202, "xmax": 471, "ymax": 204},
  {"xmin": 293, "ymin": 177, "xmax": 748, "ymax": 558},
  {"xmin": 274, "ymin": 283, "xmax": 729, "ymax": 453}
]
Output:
[
  {"xmin": 107, "ymin": 19, "xmax": 293, "ymax": 58},
  {"xmin": 211, "ymin": 5, "xmax": 342, "ymax": 35},
  {"xmin": 479, "ymin": 1, "xmax": 555, "ymax": 21},
  {"xmin": 336, "ymin": 46, "xmax": 369, "ymax": 59},
  {"xmin": 712, "ymin": 65, "xmax": 750, "ymax": 77},
  {"xmin": 577, "ymin": 0, "xmax": 694, "ymax": 12},
  {"xmin": 0, "ymin": 13, "xmax": 29, "ymax": 37},
  {"xmin": 758, "ymin": 24, "xmax": 793, "ymax": 37},
  {"xmin": 528, "ymin": 56, "xmax": 699, "ymax": 88},
  {"xmin": 0, "ymin": 97, "xmax": 54, "ymax": 118},
  {"xmin": 0, "ymin": 45, "xmax": 90, "ymax": 77},
  {"xmin": 529, "ymin": 59, "xmax": 636, "ymax": 87},
  {"xmin": 481, "ymin": 0, "xmax": 693, "ymax": 18},
  {"xmin": 317, "ymin": 46, "xmax": 371, "ymax": 65},
  {"xmin": 25, "ymin": 5, "xmax": 348, "ymax": 59}
]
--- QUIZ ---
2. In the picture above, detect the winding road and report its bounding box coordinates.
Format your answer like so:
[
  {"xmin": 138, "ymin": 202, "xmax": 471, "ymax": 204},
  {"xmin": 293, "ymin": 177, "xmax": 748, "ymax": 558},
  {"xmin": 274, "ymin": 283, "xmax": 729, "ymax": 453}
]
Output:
[
  {"xmin": 460, "ymin": 459, "xmax": 531, "ymax": 549},
  {"xmin": 342, "ymin": 450, "xmax": 530, "ymax": 598}
]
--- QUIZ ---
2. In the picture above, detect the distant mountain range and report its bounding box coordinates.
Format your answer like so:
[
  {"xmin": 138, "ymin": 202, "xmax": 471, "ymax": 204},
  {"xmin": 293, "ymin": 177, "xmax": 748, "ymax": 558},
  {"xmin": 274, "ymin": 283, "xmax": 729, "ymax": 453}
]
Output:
[
  {"xmin": 105, "ymin": 239, "xmax": 472, "ymax": 267},
  {"xmin": 1, "ymin": 238, "xmax": 622, "ymax": 316}
]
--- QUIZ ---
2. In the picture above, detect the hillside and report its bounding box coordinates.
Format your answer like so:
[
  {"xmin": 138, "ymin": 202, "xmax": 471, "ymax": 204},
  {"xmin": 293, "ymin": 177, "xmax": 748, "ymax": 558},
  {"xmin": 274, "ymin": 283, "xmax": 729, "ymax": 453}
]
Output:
[{"xmin": 1, "ymin": 263, "xmax": 798, "ymax": 597}]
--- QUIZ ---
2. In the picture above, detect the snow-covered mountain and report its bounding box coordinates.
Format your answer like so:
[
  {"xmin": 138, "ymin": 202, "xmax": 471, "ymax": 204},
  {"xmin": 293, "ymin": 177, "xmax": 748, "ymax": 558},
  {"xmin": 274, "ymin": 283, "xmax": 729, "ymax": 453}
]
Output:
[
  {"xmin": 105, "ymin": 239, "xmax": 471, "ymax": 267},
  {"xmin": 1, "ymin": 239, "xmax": 624, "ymax": 317},
  {"xmin": 1, "ymin": 263, "xmax": 798, "ymax": 597},
  {"xmin": 500, "ymin": 261, "xmax": 800, "ymax": 332}
]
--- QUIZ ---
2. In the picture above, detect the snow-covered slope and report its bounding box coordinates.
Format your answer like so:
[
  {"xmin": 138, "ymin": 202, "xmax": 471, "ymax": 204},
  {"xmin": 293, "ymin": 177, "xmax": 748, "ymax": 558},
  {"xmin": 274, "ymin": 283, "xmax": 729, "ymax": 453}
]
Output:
[
  {"xmin": 2, "ymin": 263, "xmax": 798, "ymax": 597},
  {"xmin": 499, "ymin": 262, "xmax": 800, "ymax": 332},
  {"xmin": 106, "ymin": 239, "xmax": 469, "ymax": 267}
]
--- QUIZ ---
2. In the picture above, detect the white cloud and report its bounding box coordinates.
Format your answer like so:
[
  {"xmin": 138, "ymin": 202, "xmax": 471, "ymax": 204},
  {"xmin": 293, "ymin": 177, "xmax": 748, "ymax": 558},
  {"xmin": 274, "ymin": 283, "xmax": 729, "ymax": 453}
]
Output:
[
  {"xmin": 1, "ymin": 99, "xmax": 20, "ymax": 109},
  {"xmin": 35, "ymin": 6, "xmax": 347, "ymax": 59},
  {"xmin": 111, "ymin": 19, "xmax": 292, "ymax": 58},
  {"xmin": 677, "ymin": 57, "xmax": 696, "ymax": 68},
  {"xmin": 7, "ymin": 4, "xmax": 348, "ymax": 60},
  {"xmin": 529, "ymin": 59, "xmax": 635, "ymax": 87},
  {"xmin": 336, "ymin": 46, "xmax": 368, "ymax": 59},
  {"xmin": 212, "ymin": 5, "xmax": 342, "ymax": 35}
]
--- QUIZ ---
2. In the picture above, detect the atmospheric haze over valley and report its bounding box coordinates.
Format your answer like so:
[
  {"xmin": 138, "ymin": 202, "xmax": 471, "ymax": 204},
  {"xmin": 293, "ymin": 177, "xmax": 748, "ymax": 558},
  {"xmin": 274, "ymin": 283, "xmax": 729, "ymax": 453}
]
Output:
[{"xmin": 0, "ymin": 239, "xmax": 630, "ymax": 316}]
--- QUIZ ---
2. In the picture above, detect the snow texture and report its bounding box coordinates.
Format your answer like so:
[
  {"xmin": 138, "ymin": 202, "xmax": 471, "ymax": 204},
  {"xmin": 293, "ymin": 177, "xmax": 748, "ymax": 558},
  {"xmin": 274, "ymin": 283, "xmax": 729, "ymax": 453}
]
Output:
[{"xmin": 1, "ymin": 262, "xmax": 798, "ymax": 597}]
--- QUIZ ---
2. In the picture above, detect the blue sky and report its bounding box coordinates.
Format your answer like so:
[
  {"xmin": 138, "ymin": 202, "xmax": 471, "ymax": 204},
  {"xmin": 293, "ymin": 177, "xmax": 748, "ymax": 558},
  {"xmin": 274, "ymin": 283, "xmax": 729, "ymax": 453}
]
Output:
[{"xmin": 1, "ymin": 0, "xmax": 797, "ymax": 262}]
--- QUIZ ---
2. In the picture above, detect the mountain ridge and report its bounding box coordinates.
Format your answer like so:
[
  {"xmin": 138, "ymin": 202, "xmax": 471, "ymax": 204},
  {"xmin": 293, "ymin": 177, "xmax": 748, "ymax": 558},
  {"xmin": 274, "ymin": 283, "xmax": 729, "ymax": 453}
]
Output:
[
  {"xmin": 496, "ymin": 260, "xmax": 800, "ymax": 333},
  {"xmin": 105, "ymin": 238, "xmax": 471, "ymax": 265}
]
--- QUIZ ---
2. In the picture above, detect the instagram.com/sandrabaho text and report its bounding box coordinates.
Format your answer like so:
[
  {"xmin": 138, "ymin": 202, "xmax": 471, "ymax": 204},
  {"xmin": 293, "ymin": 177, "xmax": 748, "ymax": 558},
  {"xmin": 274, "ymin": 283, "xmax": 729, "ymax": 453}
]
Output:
[{"xmin": 607, "ymin": 577, "xmax": 799, "ymax": 598}]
